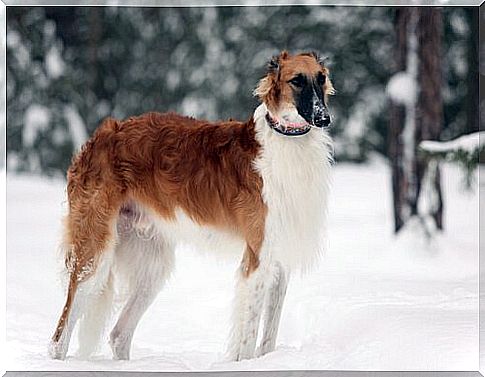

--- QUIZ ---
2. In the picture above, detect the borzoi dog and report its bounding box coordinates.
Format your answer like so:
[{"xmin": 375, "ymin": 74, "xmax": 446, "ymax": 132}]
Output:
[{"xmin": 49, "ymin": 50, "xmax": 334, "ymax": 361}]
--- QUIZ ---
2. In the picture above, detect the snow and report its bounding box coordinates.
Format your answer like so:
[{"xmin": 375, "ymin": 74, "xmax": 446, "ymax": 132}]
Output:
[
  {"xmin": 450, "ymin": 12, "xmax": 469, "ymax": 36},
  {"xmin": 386, "ymin": 71, "xmax": 417, "ymax": 107},
  {"xmin": 63, "ymin": 105, "xmax": 88, "ymax": 152},
  {"xmin": 417, "ymin": 160, "xmax": 441, "ymax": 220},
  {"xmin": 420, "ymin": 131, "xmax": 485, "ymax": 154},
  {"xmin": 6, "ymin": 160, "xmax": 478, "ymax": 371},
  {"xmin": 45, "ymin": 45, "xmax": 65, "ymax": 79},
  {"xmin": 341, "ymin": 86, "xmax": 386, "ymax": 158},
  {"xmin": 6, "ymin": 30, "xmax": 30, "ymax": 71},
  {"xmin": 23, "ymin": 104, "xmax": 51, "ymax": 148}
]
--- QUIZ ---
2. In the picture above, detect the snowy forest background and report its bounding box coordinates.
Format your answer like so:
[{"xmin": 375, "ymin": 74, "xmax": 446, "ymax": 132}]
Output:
[
  {"xmin": 4, "ymin": 5, "xmax": 483, "ymax": 371},
  {"xmin": 6, "ymin": 6, "xmax": 479, "ymax": 174}
]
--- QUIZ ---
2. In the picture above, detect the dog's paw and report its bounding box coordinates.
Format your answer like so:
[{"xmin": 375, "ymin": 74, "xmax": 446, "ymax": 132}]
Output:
[
  {"xmin": 255, "ymin": 339, "xmax": 275, "ymax": 358},
  {"xmin": 48, "ymin": 340, "xmax": 67, "ymax": 360},
  {"xmin": 109, "ymin": 332, "xmax": 131, "ymax": 360},
  {"xmin": 224, "ymin": 348, "xmax": 256, "ymax": 362}
]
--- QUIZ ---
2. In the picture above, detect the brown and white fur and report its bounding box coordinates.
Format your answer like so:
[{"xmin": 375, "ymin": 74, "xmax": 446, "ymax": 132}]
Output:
[{"xmin": 48, "ymin": 51, "xmax": 334, "ymax": 362}]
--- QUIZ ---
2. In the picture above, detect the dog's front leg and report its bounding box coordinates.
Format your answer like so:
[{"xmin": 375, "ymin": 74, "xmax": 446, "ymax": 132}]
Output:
[
  {"xmin": 226, "ymin": 259, "xmax": 269, "ymax": 361},
  {"xmin": 256, "ymin": 261, "xmax": 289, "ymax": 357}
]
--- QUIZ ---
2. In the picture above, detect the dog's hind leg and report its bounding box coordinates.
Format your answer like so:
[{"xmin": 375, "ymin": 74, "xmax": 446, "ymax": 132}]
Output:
[
  {"xmin": 75, "ymin": 248, "xmax": 116, "ymax": 358},
  {"xmin": 49, "ymin": 236, "xmax": 116, "ymax": 360},
  {"xmin": 49, "ymin": 270, "xmax": 81, "ymax": 360},
  {"xmin": 109, "ymin": 232, "xmax": 174, "ymax": 360},
  {"xmin": 256, "ymin": 261, "xmax": 288, "ymax": 357},
  {"xmin": 49, "ymin": 184, "xmax": 121, "ymax": 360}
]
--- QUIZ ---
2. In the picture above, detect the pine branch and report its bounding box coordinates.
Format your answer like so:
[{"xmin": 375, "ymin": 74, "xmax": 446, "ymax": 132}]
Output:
[{"xmin": 418, "ymin": 131, "xmax": 484, "ymax": 188}]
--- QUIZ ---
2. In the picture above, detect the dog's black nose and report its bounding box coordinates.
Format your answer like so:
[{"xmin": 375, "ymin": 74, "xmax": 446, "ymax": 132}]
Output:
[{"xmin": 314, "ymin": 114, "xmax": 331, "ymax": 128}]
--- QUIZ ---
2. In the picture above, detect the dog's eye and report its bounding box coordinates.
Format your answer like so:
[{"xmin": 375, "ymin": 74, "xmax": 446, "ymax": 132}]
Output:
[
  {"xmin": 317, "ymin": 73, "xmax": 326, "ymax": 86},
  {"xmin": 289, "ymin": 75, "xmax": 305, "ymax": 88}
]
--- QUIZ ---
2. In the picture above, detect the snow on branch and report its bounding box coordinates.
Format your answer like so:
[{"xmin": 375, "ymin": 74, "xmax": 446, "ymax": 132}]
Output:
[
  {"xmin": 64, "ymin": 105, "xmax": 88, "ymax": 152},
  {"xmin": 419, "ymin": 131, "xmax": 484, "ymax": 156},
  {"xmin": 419, "ymin": 131, "xmax": 484, "ymax": 188}
]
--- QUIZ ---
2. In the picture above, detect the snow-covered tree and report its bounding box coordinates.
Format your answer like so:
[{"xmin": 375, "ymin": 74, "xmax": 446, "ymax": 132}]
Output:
[{"xmin": 388, "ymin": 8, "xmax": 445, "ymax": 234}]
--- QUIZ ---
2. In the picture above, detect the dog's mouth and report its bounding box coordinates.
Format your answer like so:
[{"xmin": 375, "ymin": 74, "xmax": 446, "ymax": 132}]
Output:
[{"xmin": 265, "ymin": 113, "xmax": 311, "ymax": 136}]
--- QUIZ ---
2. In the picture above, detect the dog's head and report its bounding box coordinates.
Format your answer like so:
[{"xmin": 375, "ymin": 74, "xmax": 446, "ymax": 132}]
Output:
[{"xmin": 255, "ymin": 51, "xmax": 334, "ymax": 134}]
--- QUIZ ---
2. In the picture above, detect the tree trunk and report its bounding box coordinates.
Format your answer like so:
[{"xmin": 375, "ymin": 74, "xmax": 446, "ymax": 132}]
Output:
[
  {"xmin": 390, "ymin": 8, "xmax": 444, "ymax": 233},
  {"xmin": 389, "ymin": 9, "xmax": 410, "ymax": 233},
  {"xmin": 465, "ymin": 8, "xmax": 479, "ymax": 134},
  {"xmin": 414, "ymin": 8, "xmax": 444, "ymax": 230}
]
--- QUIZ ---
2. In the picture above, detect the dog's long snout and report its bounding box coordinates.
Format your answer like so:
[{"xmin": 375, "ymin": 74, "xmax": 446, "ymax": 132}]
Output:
[
  {"xmin": 296, "ymin": 83, "xmax": 332, "ymax": 129},
  {"xmin": 312, "ymin": 100, "xmax": 332, "ymax": 128}
]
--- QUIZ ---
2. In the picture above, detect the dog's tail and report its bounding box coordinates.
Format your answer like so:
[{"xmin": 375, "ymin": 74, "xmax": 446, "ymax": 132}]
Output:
[{"xmin": 76, "ymin": 271, "xmax": 115, "ymax": 358}]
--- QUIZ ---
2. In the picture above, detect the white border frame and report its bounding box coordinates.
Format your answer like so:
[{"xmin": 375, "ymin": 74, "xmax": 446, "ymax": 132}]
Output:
[{"xmin": 1, "ymin": 2, "xmax": 482, "ymax": 376}]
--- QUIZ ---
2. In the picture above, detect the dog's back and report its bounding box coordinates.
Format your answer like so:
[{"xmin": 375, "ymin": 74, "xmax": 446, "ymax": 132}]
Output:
[{"xmin": 66, "ymin": 112, "xmax": 264, "ymax": 246}]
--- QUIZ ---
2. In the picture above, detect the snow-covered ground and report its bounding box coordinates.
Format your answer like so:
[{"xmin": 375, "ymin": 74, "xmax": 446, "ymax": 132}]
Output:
[{"xmin": 6, "ymin": 159, "xmax": 478, "ymax": 371}]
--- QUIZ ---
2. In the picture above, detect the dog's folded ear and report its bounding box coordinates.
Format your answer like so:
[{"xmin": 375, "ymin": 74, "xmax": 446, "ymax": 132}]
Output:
[
  {"xmin": 267, "ymin": 50, "xmax": 289, "ymax": 73},
  {"xmin": 305, "ymin": 50, "xmax": 328, "ymax": 68},
  {"xmin": 309, "ymin": 51, "xmax": 320, "ymax": 62},
  {"xmin": 254, "ymin": 51, "xmax": 290, "ymax": 106},
  {"xmin": 253, "ymin": 72, "xmax": 277, "ymax": 104},
  {"xmin": 267, "ymin": 55, "xmax": 280, "ymax": 73}
]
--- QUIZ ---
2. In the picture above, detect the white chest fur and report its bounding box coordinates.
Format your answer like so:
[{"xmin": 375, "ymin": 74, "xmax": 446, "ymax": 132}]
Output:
[{"xmin": 253, "ymin": 104, "xmax": 333, "ymax": 272}]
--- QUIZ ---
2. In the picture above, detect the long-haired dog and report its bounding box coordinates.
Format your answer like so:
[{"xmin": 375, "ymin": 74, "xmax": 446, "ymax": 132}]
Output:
[{"xmin": 49, "ymin": 51, "xmax": 334, "ymax": 361}]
